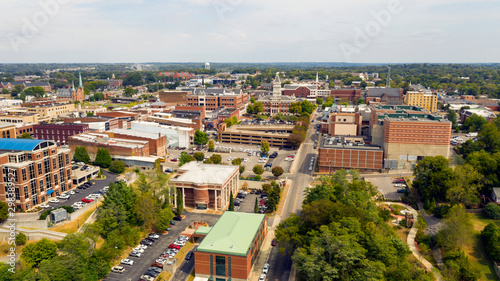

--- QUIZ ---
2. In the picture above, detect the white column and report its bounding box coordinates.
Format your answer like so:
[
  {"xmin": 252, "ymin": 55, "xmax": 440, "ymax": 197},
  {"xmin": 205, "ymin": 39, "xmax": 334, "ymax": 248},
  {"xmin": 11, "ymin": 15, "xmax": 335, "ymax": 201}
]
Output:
[
  {"xmin": 214, "ymin": 189, "xmax": 217, "ymax": 211},
  {"xmin": 182, "ymin": 187, "xmax": 185, "ymax": 208}
]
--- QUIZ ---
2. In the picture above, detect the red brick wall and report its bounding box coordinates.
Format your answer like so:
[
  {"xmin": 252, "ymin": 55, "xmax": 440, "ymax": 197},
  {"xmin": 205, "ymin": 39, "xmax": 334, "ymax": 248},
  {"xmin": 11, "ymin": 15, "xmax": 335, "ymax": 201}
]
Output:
[
  {"xmin": 282, "ymin": 86, "xmax": 311, "ymax": 98},
  {"xmin": 159, "ymin": 91, "xmax": 189, "ymax": 105},
  {"xmin": 383, "ymin": 120, "xmax": 451, "ymax": 145},
  {"xmin": 108, "ymin": 132, "xmax": 166, "ymax": 157},
  {"xmin": 318, "ymin": 147, "xmax": 383, "ymax": 172}
]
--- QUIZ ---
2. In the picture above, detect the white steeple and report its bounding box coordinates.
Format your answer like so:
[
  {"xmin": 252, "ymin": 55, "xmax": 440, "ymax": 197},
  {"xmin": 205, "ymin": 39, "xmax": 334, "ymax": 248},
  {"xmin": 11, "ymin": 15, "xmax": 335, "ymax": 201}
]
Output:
[{"xmin": 272, "ymin": 72, "xmax": 281, "ymax": 97}]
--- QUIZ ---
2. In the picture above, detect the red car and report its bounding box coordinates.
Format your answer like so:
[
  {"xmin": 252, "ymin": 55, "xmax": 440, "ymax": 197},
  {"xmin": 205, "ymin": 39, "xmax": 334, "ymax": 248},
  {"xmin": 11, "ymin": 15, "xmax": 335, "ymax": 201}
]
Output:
[
  {"xmin": 171, "ymin": 158, "xmax": 178, "ymax": 162},
  {"xmin": 271, "ymin": 239, "xmax": 277, "ymax": 246},
  {"xmin": 168, "ymin": 244, "xmax": 181, "ymax": 250},
  {"xmin": 82, "ymin": 198, "xmax": 93, "ymax": 203},
  {"xmin": 152, "ymin": 262, "xmax": 163, "ymax": 268}
]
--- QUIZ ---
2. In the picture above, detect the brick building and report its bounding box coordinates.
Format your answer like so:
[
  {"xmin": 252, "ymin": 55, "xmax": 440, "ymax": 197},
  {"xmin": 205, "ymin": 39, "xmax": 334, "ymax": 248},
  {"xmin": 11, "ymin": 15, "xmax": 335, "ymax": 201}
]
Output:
[
  {"xmin": 188, "ymin": 89, "xmax": 248, "ymax": 111},
  {"xmin": 106, "ymin": 129, "xmax": 167, "ymax": 157},
  {"xmin": 258, "ymin": 73, "xmax": 296, "ymax": 116},
  {"xmin": 15, "ymin": 124, "xmax": 34, "ymax": 138},
  {"xmin": 195, "ymin": 212, "xmax": 268, "ymax": 281},
  {"xmin": 327, "ymin": 112, "xmax": 362, "ymax": 136},
  {"xmin": 365, "ymin": 88, "xmax": 404, "ymax": 105},
  {"xmin": 33, "ymin": 123, "xmax": 90, "ymax": 145},
  {"xmin": 97, "ymin": 111, "xmax": 139, "ymax": 129},
  {"xmin": 0, "ymin": 123, "xmax": 16, "ymax": 139},
  {"xmin": 282, "ymin": 86, "xmax": 361, "ymax": 101},
  {"xmin": 63, "ymin": 116, "xmax": 120, "ymax": 131},
  {"xmin": 318, "ymin": 136, "xmax": 383, "ymax": 173},
  {"xmin": 68, "ymin": 132, "xmax": 150, "ymax": 160},
  {"xmin": 0, "ymin": 139, "xmax": 72, "ymax": 211},
  {"xmin": 171, "ymin": 162, "xmax": 239, "ymax": 211}
]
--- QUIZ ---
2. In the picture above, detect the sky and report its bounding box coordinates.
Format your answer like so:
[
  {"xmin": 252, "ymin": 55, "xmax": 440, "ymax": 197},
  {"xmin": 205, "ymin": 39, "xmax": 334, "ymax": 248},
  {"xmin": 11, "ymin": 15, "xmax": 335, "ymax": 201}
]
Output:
[{"xmin": 0, "ymin": 0, "xmax": 499, "ymax": 64}]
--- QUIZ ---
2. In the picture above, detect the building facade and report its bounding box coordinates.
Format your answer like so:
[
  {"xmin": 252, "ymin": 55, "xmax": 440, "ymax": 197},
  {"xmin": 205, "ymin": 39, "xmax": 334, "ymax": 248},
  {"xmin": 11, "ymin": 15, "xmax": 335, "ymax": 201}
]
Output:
[
  {"xmin": 171, "ymin": 162, "xmax": 239, "ymax": 211},
  {"xmin": 318, "ymin": 136, "xmax": 383, "ymax": 173},
  {"xmin": 258, "ymin": 73, "xmax": 296, "ymax": 116},
  {"xmin": 188, "ymin": 89, "xmax": 248, "ymax": 111},
  {"xmin": 328, "ymin": 112, "xmax": 362, "ymax": 136},
  {"xmin": 68, "ymin": 132, "xmax": 150, "ymax": 159},
  {"xmin": 405, "ymin": 90, "xmax": 438, "ymax": 113},
  {"xmin": 219, "ymin": 125, "xmax": 294, "ymax": 147},
  {"xmin": 195, "ymin": 212, "xmax": 268, "ymax": 281},
  {"xmin": 0, "ymin": 139, "xmax": 72, "ymax": 211},
  {"xmin": 106, "ymin": 129, "xmax": 167, "ymax": 157},
  {"xmin": 25, "ymin": 103, "xmax": 75, "ymax": 119},
  {"xmin": 33, "ymin": 123, "xmax": 90, "ymax": 145},
  {"xmin": 0, "ymin": 123, "xmax": 16, "ymax": 139}
]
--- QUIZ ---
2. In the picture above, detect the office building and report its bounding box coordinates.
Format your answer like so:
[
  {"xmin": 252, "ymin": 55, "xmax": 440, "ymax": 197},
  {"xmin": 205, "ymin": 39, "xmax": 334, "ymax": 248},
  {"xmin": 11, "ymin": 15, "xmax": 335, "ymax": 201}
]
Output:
[{"xmin": 405, "ymin": 90, "xmax": 438, "ymax": 113}]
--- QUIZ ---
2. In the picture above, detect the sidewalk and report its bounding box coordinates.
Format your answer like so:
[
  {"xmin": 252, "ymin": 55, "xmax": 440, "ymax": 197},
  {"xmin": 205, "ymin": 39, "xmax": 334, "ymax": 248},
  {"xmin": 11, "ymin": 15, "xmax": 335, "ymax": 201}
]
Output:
[{"xmin": 248, "ymin": 226, "xmax": 275, "ymax": 281}]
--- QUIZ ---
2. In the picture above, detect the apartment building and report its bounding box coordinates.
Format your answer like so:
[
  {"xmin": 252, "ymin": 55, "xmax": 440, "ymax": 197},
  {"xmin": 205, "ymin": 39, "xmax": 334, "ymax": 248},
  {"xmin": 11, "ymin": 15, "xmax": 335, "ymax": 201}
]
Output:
[
  {"xmin": 0, "ymin": 139, "xmax": 72, "ymax": 211},
  {"xmin": 405, "ymin": 90, "xmax": 438, "ymax": 113}
]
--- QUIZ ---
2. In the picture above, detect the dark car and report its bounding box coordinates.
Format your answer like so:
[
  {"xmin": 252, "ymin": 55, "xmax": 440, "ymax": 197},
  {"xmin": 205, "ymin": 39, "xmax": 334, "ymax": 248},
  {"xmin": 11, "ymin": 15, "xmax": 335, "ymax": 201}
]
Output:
[
  {"xmin": 145, "ymin": 270, "xmax": 160, "ymax": 278},
  {"xmin": 140, "ymin": 239, "xmax": 153, "ymax": 246},
  {"xmin": 164, "ymin": 168, "xmax": 173, "ymax": 173},
  {"xmin": 72, "ymin": 166, "xmax": 79, "ymax": 170},
  {"xmin": 234, "ymin": 201, "xmax": 240, "ymax": 206},
  {"xmin": 397, "ymin": 188, "xmax": 407, "ymax": 193},
  {"xmin": 272, "ymin": 239, "xmax": 277, "ymax": 246},
  {"xmin": 269, "ymin": 152, "xmax": 278, "ymax": 158},
  {"xmin": 185, "ymin": 251, "xmax": 193, "ymax": 260},
  {"xmin": 264, "ymin": 163, "xmax": 272, "ymax": 168},
  {"xmin": 170, "ymin": 220, "xmax": 175, "ymax": 225},
  {"xmin": 173, "ymin": 216, "xmax": 182, "ymax": 221}
]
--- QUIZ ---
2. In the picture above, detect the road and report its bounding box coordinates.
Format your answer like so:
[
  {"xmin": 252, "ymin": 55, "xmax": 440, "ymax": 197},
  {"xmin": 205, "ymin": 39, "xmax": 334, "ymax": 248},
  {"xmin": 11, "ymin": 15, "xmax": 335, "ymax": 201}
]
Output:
[
  {"xmin": 266, "ymin": 114, "xmax": 319, "ymax": 281},
  {"xmin": 170, "ymin": 246, "xmax": 198, "ymax": 281},
  {"xmin": 103, "ymin": 213, "xmax": 221, "ymax": 281}
]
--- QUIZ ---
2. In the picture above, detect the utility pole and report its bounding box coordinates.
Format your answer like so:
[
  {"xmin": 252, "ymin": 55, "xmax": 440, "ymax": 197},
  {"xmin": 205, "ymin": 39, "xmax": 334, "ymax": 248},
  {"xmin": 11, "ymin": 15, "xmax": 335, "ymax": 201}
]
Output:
[{"xmin": 386, "ymin": 67, "xmax": 391, "ymax": 88}]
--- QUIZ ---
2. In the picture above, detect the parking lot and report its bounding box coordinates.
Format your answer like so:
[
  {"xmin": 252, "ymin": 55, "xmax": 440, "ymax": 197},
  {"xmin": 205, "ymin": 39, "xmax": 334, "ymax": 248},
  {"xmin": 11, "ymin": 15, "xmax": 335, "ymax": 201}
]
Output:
[
  {"xmin": 103, "ymin": 213, "xmax": 221, "ymax": 281},
  {"xmin": 365, "ymin": 176, "xmax": 407, "ymax": 200},
  {"xmin": 164, "ymin": 143, "xmax": 297, "ymax": 177}
]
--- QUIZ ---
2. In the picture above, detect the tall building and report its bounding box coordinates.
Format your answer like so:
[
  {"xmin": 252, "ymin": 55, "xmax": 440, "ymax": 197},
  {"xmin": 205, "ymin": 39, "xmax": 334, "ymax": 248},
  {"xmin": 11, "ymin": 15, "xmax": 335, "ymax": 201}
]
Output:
[
  {"xmin": 194, "ymin": 212, "xmax": 268, "ymax": 281},
  {"xmin": 405, "ymin": 90, "xmax": 438, "ymax": 113},
  {"xmin": 0, "ymin": 139, "xmax": 73, "ymax": 211},
  {"xmin": 258, "ymin": 73, "xmax": 296, "ymax": 116}
]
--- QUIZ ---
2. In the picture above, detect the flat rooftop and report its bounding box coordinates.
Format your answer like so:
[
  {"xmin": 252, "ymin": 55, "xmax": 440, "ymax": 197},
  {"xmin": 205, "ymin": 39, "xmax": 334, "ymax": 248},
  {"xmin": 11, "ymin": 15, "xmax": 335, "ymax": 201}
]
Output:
[
  {"xmin": 110, "ymin": 129, "xmax": 163, "ymax": 139},
  {"xmin": 196, "ymin": 212, "xmax": 266, "ymax": 256},
  {"xmin": 171, "ymin": 162, "xmax": 238, "ymax": 185},
  {"xmin": 321, "ymin": 136, "xmax": 382, "ymax": 151}
]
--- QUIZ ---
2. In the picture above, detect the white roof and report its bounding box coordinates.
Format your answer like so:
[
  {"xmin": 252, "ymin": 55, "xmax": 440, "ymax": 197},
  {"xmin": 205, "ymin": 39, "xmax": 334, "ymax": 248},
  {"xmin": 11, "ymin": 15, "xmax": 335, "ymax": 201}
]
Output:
[{"xmin": 172, "ymin": 162, "xmax": 238, "ymax": 185}]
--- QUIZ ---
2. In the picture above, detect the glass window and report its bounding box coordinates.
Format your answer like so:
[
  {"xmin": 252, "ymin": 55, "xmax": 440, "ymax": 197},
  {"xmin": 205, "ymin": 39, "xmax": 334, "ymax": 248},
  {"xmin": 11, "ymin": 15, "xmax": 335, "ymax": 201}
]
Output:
[
  {"xmin": 52, "ymin": 158, "xmax": 57, "ymax": 170},
  {"xmin": 38, "ymin": 163, "xmax": 43, "ymax": 175},
  {"xmin": 39, "ymin": 179, "xmax": 44, "ymax": 192},
  {"xmin": 215, "ymin": 256, "xmax": 225, "ymax": 276},
  {"xmin": 22, "ymin": 168, "xmax": 27, "ymax": 182},
  {"xmin": 24, "ymin": 186, "xmax": 29, "ymax": 199}
]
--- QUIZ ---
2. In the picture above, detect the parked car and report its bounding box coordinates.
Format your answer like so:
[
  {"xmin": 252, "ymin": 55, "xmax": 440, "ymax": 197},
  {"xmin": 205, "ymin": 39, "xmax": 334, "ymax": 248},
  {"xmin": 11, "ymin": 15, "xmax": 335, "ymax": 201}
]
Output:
[
  {"xmin": 129, "ymin": 251, "xmax": 142, "ymax": 258},
  {"xmin": 271, "ymin": 239, "xmax": 277, "ymax": 246},
  {"xmin": 397, "ymin": 188, "xmax": 407, "ymax": 193},
  {"xmin": 173, "ymin": 216, "xmax": 182, "ymax": 221},
  {"xmin": 169, "ymin": 244, "xmax": 181, "ymax": 250},
  {"xmin": 171, "ymin": 158, "xmax": 178, "ymax": 162},
  {"xmin": 121, "ymin": 259, "xmax": 134, "ymax": 265},
  {"xmin": 48, "ymin": 198, "xmax": 59, "ymax": 203},
  {"xmin": 259, "ymin": 274, "xmax": 266, "ymax": 281},
  {"xmin": 111, "ymin": 266, "xmax": 125, "ymax": 273},
  {"xmin": 151, "ymin": 262, "xmax": 163, "ymax": 268},
  {"xmin": 39, "ymin": 204, "xmax": 50, "ymax": 208},
  {"xmin": 81, "ymin": 198, "xmax": 93, "ymax": 203},
  {"xmin": 263, "ymin": 263, "xmax": 270, "ymax": 274},
  {"xmin": 141, "ymin": 239, "xmax": 153, "ymax": 246},
  {"xmin": 140, "ymin": 275, "xmax": 154, "ymax": 281},
  {"xmin": 185, "ymin": 251, "xmax": 193, "ymax": 260},
  {"xmin": 149, "ymin": 233, "xmax": 160, "ymax": 239}
]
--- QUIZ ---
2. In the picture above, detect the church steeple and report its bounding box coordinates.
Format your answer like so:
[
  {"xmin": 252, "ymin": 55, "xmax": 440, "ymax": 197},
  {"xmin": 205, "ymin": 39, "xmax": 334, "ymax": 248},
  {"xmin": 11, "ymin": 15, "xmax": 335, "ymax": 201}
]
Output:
[
  {"xmin": 71, "ymin": 81, "xmax": 76, "ymax": 92},
  {"xmin": 78, "ymin": 72, "xmax": 83, "ymax": 88}
]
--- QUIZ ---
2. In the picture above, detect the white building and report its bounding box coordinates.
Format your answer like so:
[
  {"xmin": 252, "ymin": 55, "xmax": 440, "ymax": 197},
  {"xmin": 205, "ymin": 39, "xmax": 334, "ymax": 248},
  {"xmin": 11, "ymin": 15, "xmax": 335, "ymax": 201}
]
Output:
[{"xmin": 131, "ymin": 121, "xmax": 193, "ymax": 148}]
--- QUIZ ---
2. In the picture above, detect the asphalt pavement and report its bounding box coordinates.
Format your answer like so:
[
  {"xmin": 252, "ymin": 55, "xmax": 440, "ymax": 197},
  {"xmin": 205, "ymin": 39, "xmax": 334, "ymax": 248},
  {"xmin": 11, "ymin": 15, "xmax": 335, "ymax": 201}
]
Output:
[
  {"xmin": 170, "ymin": 246, "xmax": 198, "ymax": 281},
  {"xmin": 45, "ymin": 170, "xmax": 118, "ymax": 210},
  {"xmin": 103, "ymin": 213, "xmax": 221, "ymax": 281}
]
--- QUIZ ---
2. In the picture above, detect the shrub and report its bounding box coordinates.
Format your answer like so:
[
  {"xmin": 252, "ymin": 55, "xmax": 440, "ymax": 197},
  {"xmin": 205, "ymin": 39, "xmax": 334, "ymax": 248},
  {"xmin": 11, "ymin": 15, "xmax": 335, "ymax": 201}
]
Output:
[
  {"xmin": 484, "ymin": 202, "xmax": 500, "ymax": 220},
  {"xmin": 433, "ymin": 204, "xmax": 451, "ymax": 218},
  {"xmin": 15, "ymin": 232, "xmax": 27, "ymax": 245},
  {"xmin": 378, "ymin": 209, "xmax": 392, "ymax": 222},
  {"xmin": 109, "ymin": 160, "xmax": 126, "ymax": 174},
  {"xmin": 255, "ymin": 175, "xmax": 262, "ymax": 181}
]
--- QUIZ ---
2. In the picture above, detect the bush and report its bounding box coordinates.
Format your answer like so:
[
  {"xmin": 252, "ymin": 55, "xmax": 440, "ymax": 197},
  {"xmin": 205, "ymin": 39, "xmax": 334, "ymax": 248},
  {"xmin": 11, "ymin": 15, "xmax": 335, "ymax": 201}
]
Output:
[
  {"xmin": 378, "ymin": 209, "xmax": 392, "ymax": 222},
  {"xmin": 109, "ymin": 160, "xmax": 126, "ymax": 174},
  {"xmin": 484, "ymin": 202, "xmax": 500, "ymax": 220},
  {"xmin": 15, "ymin": 232, "xmax": 27, "ymax": 245},
  {"xmin": 255, "ymin": 175, "xmax": 262, "ymax": 181},
  {"xmin": 433, "ymin": 204, "xmax": 451, "ymax": 218}
]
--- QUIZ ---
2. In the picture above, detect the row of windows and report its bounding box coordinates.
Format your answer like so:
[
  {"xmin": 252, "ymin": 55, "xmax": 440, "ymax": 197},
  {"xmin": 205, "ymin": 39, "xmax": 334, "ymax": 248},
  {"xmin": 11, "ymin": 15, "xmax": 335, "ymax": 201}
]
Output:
[
  {"xmin": 7, "ymin": 168, "xmax": 71, "ymax": 200},
  {"xmin": 35, "ymin": 129, "xmax": 80, "ymax": 135}
]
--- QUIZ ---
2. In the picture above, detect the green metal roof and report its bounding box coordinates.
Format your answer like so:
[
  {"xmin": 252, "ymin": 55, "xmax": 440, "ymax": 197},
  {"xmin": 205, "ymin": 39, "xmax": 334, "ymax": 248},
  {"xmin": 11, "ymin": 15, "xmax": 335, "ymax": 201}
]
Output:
[
  {"xmin": 195, "ymin": 226, "xmax": 212, "ymax": 235},
  {"xmin": 196, "ymin": 212, "xmax": 266, "ymax": 257}
]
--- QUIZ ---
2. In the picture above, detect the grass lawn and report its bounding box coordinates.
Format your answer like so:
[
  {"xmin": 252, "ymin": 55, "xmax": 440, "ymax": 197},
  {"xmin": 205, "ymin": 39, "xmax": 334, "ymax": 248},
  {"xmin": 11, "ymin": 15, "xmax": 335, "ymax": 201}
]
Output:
[
  {"xmin": 50, "ymin": 203, "xmax": 101, "ymax": 234},
  {"xmin": 175, "ymin": 241, "xmax": 194, "ymax": 261},
  {"xmin": 465, "ymin": 213, "xmax": 500, "ymax": 281}
]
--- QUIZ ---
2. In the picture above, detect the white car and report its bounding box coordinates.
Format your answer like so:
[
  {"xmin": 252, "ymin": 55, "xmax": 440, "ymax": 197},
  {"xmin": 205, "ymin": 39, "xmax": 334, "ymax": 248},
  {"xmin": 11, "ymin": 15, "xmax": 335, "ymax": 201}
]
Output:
[
  {"xmin": 137, "ymin": 244, "xmax": 148, "ymax": 250},
  {"xmin": 39, "ymin": 204, "xmax": 50, "ymax": 208},
  {"xmin": 140, "ymin": 275, "xmax": 154, "ymax": 281},
  {"xmin": 69, "ymin": 191, "xmax": 75, "ymax": 195},
  {"xmin": 133, "ymin": 247, "xmax": 145, "ymax": 253},
  {"xmin": 121, "ymin": 259, "xmax": 134, "ymax": 265},
  {"xmin": 48, "ymin": 198, "xmax": 59, "ymax": 203},
  {"xmin": 259, "ymin": 274, "xmax": 266, "ymax": 281},
  {"xmin": 244, "ymin": 158, "xmax": 248, "ymax": 162},
  {"xmin": 111, "ymin": 266, "xmax": 125, "ymax": 273},
  {"xmin": 263, "ymin": 263, "xmax": 270, "ymax": 274}
]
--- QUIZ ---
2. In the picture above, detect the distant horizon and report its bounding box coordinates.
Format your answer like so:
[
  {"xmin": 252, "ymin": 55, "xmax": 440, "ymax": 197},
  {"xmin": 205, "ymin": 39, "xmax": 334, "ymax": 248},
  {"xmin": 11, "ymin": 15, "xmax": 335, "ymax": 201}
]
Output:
[{"xmin": 1, "ymin": 62, "xmax": 500, "ymax": 65}]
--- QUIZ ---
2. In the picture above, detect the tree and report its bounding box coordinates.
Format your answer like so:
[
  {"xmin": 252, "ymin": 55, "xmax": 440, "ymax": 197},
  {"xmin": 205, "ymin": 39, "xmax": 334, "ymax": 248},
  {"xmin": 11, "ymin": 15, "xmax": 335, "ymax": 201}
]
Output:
[
  {"xmin": 260, "ymin": 140, "xmax": 270, "ymax": 156},
  {"xmin": 123, "ymin": 87, "xmax": 137, "ymax": 97},
  {"xmin": 246, "ymin": 104, "xmax": 254, "ymax": 114},
  {"xmin": 239, "ymin": 165, "xmax": 245, "ymax": 174},
  {"xmin": 16, "ymin": 232, "xmax": 27, "ymax": 246},
  {"xmin": 288, "ymin": 131, "xmax": 306, "ymax": 148},
  {"xmin": 17, "ymin": 132, "xmax": 32, "ymax": 139},
  {"xmin": 461, "ymin": 114, "xmax": 488, "ymax": 132},
  {"xmin": 0, "ymin": 201, "xmax": 8, "ymax": 222},
  {"xmin": 109, "ymin": 160, "xmax": 125, "ymax": 174},
  {"xmin": 272, "ymin": 166, "xmax": 284, "ymax": 177},
  {"xmin": 94, "ymin": 148, "xmax": 112, "ymax": 168},
  {"xmin": 93, "ymin": 92, "xmax": 105, "ymax": 101},
  {"xmin": 301, "ymin": 100, "xmax": 314, "ymax": 114},
  {"xmin": 21, "ymin": 238, "xmax": 58, "ymax": 267},
  {"xmin": 176, "ymin": 189, "xmax": 183, "ymax": 216},
  {"xmin": 446, "ymin": 164, "xmax": 483, "ymax": 207},
  {"xmin": 231, "ymin": 158, "xmax": 242, "ymax": 165},
  {"xmin": 194, "ymin": 130, "xmax": 208, "ymax": 146},
  {"xmin": 437, "ymin": 205, "xmax": 474, "ymax": 251},
  {"xmin": 179, "ymin": 152, "xmax": 195, "ymax": 166},
  {"xmin": 483, "ymin": 203, "xmax": 500, "ymax": 219},
  {"xmin": 253, "ymin": 165, "xmax": 264, "ymax": 176},
  {"xmin": 254, "ymin": 197, "xmax": 259, "ymax": 213},
  {"xmin": 209, "ymin": 154, "xmax": 222, "ymax": 164},
  {"xmin": 73, "ymin": 146, "xmax": 90, "ymax": 164},
  {"xmin": 253, "ymin": 101, "xmax": 264, "ymax": 114},
  {"xmin": 250, "ymin": 97, "xmax": 256, "ymax": 103},
  {"xmin": 224, "ymin": 116, "xmax": 239, "ymax": 127},
  {"xmin": 413, "ymin": 156, "xmax": 455, "ymax": 202},
  {"xmin": 208, "ymin": 140, "xmax": 215, "ymax": 152},
  {"xmin": 228, "ymin": 191, "xmax": 235, "ymax": 211},
  {"xmin": 316, "ymin": 97, "xmax": 323, "ymax": 105},
  {"xmin": 289, "ymin": 102, "xmax": 302, "ymax": 114},
  {"xmin": 481, "ymin": 223, "xmax": 500, "ymax": 262},
  {"xmin": 193, "ymin": 152, "xmax": 205, "ymax": 162},
  {"xmin": 86, "ymin": 112, "xmax": 94, "ymax": 117},
  {"xmin": 155, "ymin": 207, "xmax": 174, "ymax": 231},
  {"xmin": 446, "ymin": 108, "xmax": 458, "ymax": 129}
]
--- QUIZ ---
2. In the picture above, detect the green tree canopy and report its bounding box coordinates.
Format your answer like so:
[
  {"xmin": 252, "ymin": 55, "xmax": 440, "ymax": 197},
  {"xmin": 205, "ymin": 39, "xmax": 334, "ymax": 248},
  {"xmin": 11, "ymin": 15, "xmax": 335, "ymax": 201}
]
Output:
[
  {"xmin": 94, "ymin": 148, "xmax": 112, "ymax": 168},
  {"xmin": 194, "ymin": 130, "xmax": 209, "ymax": 145},
  {"xmin": 21, "ymin": 238, "xmax": 58, "ymax": 267},
  {"xmin": 109, "ymin": 160, "xmax": 125, "ymax": 174},
  {"xmin": 210, "ymin": 154, "xmax": 222, "ymax": 164},
  {"xmin": 193, "ymin": 152, "xmax": 205, "ymax": 162},
  {"xmin": 272, "ymin": 166, "xmax": 284, "ymax": 177},
  {"xmin": 179, "ymin": 152, "xmax": 195, "ymax": 166},
  {"xmin": 253, "ymin": 165, "xmax": 264, "ymax": 175},
  {"xmin": 260, "ymin": 140, "xmax": 270, "ymax": 155},
  {"xmin": 73, "ymin": 146, "xmax": 90, "ymax": 164}
]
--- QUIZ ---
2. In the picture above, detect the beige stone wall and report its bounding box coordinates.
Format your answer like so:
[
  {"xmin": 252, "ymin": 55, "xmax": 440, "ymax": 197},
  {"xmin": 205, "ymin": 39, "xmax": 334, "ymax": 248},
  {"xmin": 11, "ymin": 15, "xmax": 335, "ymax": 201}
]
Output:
[
  {"xmin": 371, "ymin": 124, "xmax": 384, "ymax": 146},
  {"xmin": 332, "ymin": 123, "xmax": 357, "ymax": 136},
  {"xmin": 383, "ymin": 142, "xmax": 450, "ymax": 161}
]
